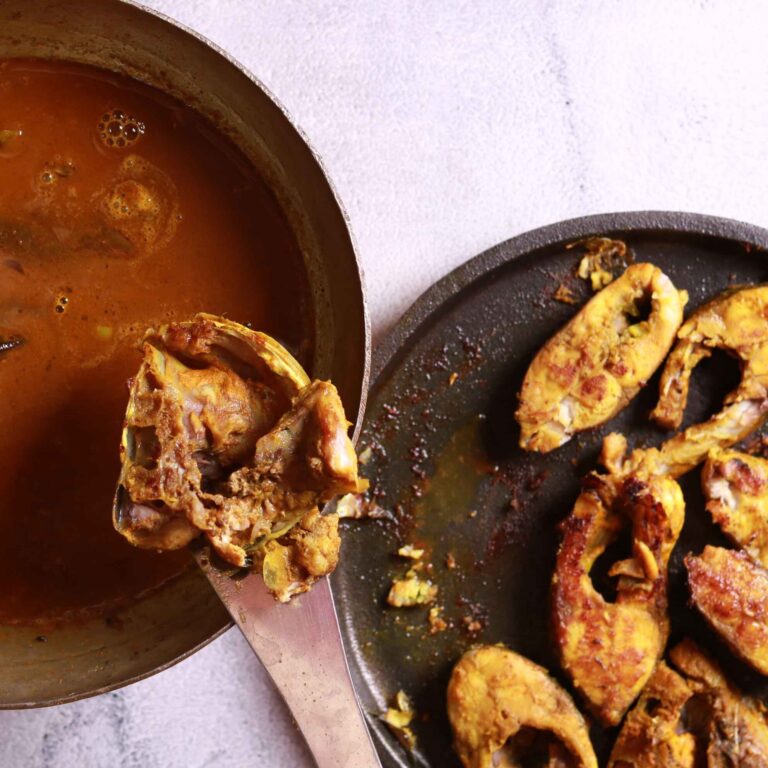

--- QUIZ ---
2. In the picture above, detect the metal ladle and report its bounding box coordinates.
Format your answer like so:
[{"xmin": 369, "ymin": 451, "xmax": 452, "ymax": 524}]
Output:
[{"xmin": 114, "ymin": 488, "xmax": 380, "ymax": 768}]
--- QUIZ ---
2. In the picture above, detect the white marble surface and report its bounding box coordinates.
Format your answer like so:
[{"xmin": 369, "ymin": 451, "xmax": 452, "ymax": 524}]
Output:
[{"xmin": 5, "ymin": 1, "xmax": 768, "ymax": 765}]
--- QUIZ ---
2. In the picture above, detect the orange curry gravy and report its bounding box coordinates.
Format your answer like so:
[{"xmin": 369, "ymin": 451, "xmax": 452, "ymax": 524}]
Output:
[{"xmin": 0, "ymin": 60, "xmax": 312, "ymax": 624}]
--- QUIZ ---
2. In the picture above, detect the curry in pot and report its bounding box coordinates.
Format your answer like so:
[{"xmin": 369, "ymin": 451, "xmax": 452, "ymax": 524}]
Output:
[{"xmin": 0, "ymin": 59, "xmax": 312, "ymax": 624}]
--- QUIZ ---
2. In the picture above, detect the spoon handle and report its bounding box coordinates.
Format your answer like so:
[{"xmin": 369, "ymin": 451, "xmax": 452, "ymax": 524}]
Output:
[{"xmin": 197, "ymin": 554, "xmax": 381, "ymax": 768}]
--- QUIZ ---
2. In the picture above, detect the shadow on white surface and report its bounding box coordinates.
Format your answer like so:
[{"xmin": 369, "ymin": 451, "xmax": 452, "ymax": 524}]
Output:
[{"xmin": 0, "ymin": 629, "xmax": 313, "ymax": 768}]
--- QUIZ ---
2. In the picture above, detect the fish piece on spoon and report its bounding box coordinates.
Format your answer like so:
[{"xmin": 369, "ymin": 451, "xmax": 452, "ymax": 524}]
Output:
[{"xmin": 114, "ymin": 312, "xmax": 366, "ymax": 601}]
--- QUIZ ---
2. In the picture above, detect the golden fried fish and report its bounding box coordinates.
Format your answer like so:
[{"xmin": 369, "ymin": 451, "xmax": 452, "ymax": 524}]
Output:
[
  {"xmin": 516, "ymin": 262, "xmax": 685, "ymax": 453},
  {"xmin": 611, "ymin": 639, "xmax": 768, "ymax": 766},
  {"xmin": 702, "ymin": 449, "xmax": 768, "ymax": 567},
  {"xmin": 670, "ymin": 638, "xmax": 768, "ymax": 765},
  {"xmin": 687, "ymin": 545, "xmax": 768, "ymax": 675},
  {"xmin": 651, "ymin": 285, "xmax": 768, "ymax": 477},
  {"xmin": 607, "ymin": 662, "xmax": 696, "ymax": 768},
  {"xmin": 552, "ymin": 463, "xmax": 684, "ymax": 726},
  {"xmin": 447, "ymin": 645, "xmax": 597, "ymax": 768}
]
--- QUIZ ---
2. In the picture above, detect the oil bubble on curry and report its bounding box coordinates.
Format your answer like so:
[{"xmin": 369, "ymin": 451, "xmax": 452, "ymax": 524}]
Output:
[{"xmin": 0, "ymin": 59, "xmax": 314, "ymax": 624}]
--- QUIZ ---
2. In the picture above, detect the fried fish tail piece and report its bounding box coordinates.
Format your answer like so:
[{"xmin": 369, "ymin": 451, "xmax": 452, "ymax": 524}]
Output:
[
  {"xmin": 686, "ymin": 545, "xmax": 768, "ymax": 675},
  {"xmin": 447, "ymin": 645, "xmax": 597, "ymax": 768},
  {"xmin": 670, "ymin": 638, "xmax": 768, "ymax": 765},
  {"xmin": 114, "ymin": 313, "xmax": 366, "ymax": 602},
  {"xmin": 607, "ymin": 662, "xmax": 697, "ymax": 768},
  {"xmin": 610, "ymin": 638, "xmax": 768, "ymax": 766},
  {"xmin": 702, "ymin": 448, "xmax": 768, "ymax": 566},
  {"xmin": 516, "ymin": 262, "xmax": 685, "ymax": 453},
  {"xmin": 652, "ymin": 285, "xmax": 768, "ymax": 477},
  {"xmin": 552, "ymin": 468, "xmax": 685, "ymax": 725}
]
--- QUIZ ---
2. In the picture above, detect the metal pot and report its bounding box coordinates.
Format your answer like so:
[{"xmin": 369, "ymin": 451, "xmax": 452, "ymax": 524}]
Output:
[{"xmin": 0, "ymin": 0, "xmax": 369, "ymax": 707}]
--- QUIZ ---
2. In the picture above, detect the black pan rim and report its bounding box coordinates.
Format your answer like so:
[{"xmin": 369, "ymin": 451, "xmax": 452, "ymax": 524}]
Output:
[{"xmin": 373, "ymin": 210, "xmax": 768, "ymax": 384}]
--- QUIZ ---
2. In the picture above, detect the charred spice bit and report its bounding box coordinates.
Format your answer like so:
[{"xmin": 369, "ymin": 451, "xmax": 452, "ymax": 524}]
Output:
[
  {"xmin": 408, "ymin": 443, "xmax": 429, "ymax": 462},
  {"xmin": 553, "ymin": 283, "xmax": 578, "ymax": 305},
  {"xmin": 569, "ymin": 236, "xmax": 632, "ymax": 291},
  {"xmin": 382, "ymin": 403, "xmax": 400, "ymax": 421},
  {"xmin": 526, "ymin": 469, "xmax": 549, "ymax": 492},
  {"xmin": 381, "ymin": 691, "xmax": 416, "ymax": 751},
  {"xmin": 486, "ymin": 512, "xmax": 530, "ymax": 560},
  {"xmin": 428, "ymin": 605, "xmax": 448, "ymax": 634},
  {"xmin": 456, "ymin": 596, "xmax": 488, "ymax": 639},
  {"xmin": 407, "ymin": 386, "xmax": 427, "ymax": 405},
  {"xmin": 462, "ymin": 616, "xmax": 484, "ymax": 637}
]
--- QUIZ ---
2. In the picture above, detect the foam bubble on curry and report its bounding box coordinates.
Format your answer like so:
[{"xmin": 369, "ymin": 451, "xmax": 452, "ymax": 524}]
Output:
[{"xmin": 97, "ymin": 108, "xmax": 145, "ymax": 149}]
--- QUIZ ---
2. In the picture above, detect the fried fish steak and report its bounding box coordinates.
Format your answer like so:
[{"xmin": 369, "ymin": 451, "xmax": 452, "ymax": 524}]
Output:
[
  {"xmin": 607, "ymin": 662, "xmax": 696, "ymax": 768},
  {"xmin": 670, "ymin": 638, "xmax": 768, "ymax": 766},
  {"xmin": 114, "ymin": 313, "xmax": 366, "ymax": 601},
  {"xmin": 516, "ymin": 262, "xmax": 685, "ymax": 453},
  {"xmin": 651, "ymin": 285, "xmax": 768, "ymax": 477},
  {"xmin": 552, "ymin": 467, "xmax": 684, "ymax": 725},
  {"xmin": 611, "ymin": 639, "xmax": 768, "ymax": 767},
  {"xmin": 447, "ymin": 645, "xmax": 597, "ymax": 768},
  {"xmin": 702, "ymin": 449, "xmax": 768, "ymax": 567},
  {"xmin": 687, "ymin": 545, "xmax": 768, "ymax": 675}
]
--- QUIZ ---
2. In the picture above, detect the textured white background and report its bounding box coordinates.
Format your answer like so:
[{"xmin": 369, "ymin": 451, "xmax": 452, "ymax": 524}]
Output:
[{"xmin": 4, "ymin": 1, "xmax": 768, "ymax": 765}]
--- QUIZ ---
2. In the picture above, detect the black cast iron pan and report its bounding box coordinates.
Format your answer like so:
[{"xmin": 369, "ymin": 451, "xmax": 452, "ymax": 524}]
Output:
[{"xmin": 331, "ymin": 211, "xmax": 768, "ymax": 767}]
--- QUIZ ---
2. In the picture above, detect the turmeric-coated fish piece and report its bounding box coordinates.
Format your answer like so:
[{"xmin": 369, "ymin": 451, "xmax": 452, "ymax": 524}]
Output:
[
  {"xmin": 651, "ymin": 285, "xmax": 768, "ymax": 477},
  {"xmin": 552, "ymin": 464, "xmax": 684, "ymax": 725},
  {"xmin": 517, "ymin": 262, "xmax": 685, "ymax": 452},
  {"xmin": 447, "ymin": 645, "xmax": 597, "ymax": 768},
  {"xmin": 607, "ymin": 662, "xmax": 696, "ymax": 768},
  {"xmin": 612, "ymin": 638, "xmax": 768, "ymax": 766},
  {"xmin": 687, "ymin": 545, "xmax": 768, "ymax": 676},
  {"xmin": 670, "ymin": 638, "xmax": 768, "ymax": 765},
  {"xmin": 702, "ymin": 449, "xmax": 768, "ymax": 567}
]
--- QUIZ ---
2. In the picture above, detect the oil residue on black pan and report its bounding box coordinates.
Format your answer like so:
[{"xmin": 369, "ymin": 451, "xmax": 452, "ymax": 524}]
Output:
[{"xmin": 331, "ymin": 212, "xmax": 768, "ymax": 768}]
